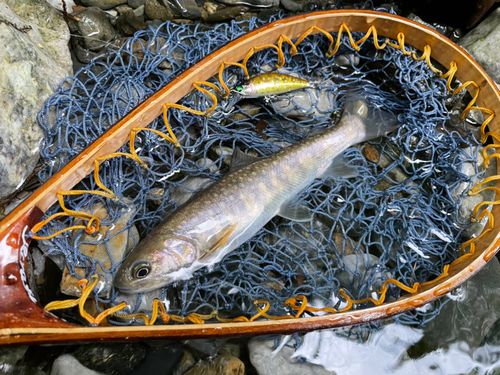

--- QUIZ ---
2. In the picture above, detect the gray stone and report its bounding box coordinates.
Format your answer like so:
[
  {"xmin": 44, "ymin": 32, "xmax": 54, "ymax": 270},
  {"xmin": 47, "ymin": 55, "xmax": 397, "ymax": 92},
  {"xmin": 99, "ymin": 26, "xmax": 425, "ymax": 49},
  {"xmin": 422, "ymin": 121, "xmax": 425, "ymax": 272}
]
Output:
[
  {"xmin": 73, "ymin": 43, "xmax": 101, "ymax": 64},
  {"xmin": 182, "ymin": 355, "xmax": 245, "ymax": 375},
  {"xmin": 129, "ymin": 0, "xmax": 147, "ymax": 8},
  {"xmin": 76, "ymin": 7, "xmax": 118, "ymax": 50},
  {"xmin": 116, "ymin": 10, "xmax": 147, "ymax": 35},
  {"xmin": 218, "ymin": 0, "xmax": 278, "ymax": 6},
  {"xmin": 280, "ymin": 0, "xmax": 306, "ymax": 12},
  {"xmin": 422, "ymin": 257, "xmax": 500, "ymax": 351},
  {"xmin": 460, "ymin": 8, "xmax": 500, "ymax": 83},
  {"xmin": 163, "ymin": 0, "xmax": 201, "ymax": 19},
  {"xmin": 133, "ymin": 4, "xmax": 145, "ymax": 16},
  {"xmin": 249, "ymin": 338, "xmax": 333, "ymax": 375},
  {"xmin": 80, "ymin": 0, "xmax": 128, "ymax": 9},
  {"xmin": 184, "ymin": 338, "xmax": 229, "ymax": 357},
  {"xmin": 50, "ymin": 354, "xmax": 103, "ymax": 375},
  {"xmin": 205, "ymin": 5, "xmax": 248, "ymax": 22},
  {"xmin": 46, "ymin": 0, "xmax": 77, "ymax": 12},
  {"xmin": 73, "ymin": 343, "xmax": 147, "ymax": 375},
  {"xmin": 173, "ymin": 350, "xmax": 195, "ymax": 375},
  {"xmin": 145, "ymin": 0, "xmax": 174, "ymax": 21},
  {"xmin": 0, "ymin": 1, "xmax": 72, "ymax": 200},
  {"xmin": 0, "ymin": 346, "xmax": 28, "ymax": 375}
]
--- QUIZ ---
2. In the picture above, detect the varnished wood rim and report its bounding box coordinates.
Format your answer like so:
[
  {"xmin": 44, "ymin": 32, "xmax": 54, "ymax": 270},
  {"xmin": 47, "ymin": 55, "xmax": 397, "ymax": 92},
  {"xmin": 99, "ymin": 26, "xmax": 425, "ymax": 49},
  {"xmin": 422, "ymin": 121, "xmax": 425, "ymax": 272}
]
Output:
[{"xmin": 1, "ymin": 9, "xmax": 500, "ymax": 345}]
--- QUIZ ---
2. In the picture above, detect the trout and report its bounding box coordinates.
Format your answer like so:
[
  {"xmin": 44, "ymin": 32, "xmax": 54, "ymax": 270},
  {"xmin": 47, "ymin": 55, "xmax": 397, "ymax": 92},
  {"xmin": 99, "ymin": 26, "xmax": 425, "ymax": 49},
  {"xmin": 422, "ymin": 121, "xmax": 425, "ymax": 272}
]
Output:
[{"xmin": 114, "ymin": 90, "xmax": 400, "ymax": 293}]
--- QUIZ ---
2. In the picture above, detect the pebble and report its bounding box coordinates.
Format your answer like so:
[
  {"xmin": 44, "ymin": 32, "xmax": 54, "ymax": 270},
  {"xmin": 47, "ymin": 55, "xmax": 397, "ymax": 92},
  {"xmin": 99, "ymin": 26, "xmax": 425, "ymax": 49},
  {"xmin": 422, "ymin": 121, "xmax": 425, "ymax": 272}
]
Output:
[
  {"xmin": 116, "ymin": 10, "xmax": 147, "ymax": 35},
  {"xmin": 173, "ymin": 350, "xmax": 196, "ymax": 375},
  {"xmin": 76, "ymin": 7, "xmax": 118, "ymax": 50},
  {"xmin": 50, "ymin": 354, "xmax": 103, "ymax": 375},
  {"xmin": 145, "ymin": 0, "xmax": 174, "ymax": 21},
  {"xmin": 0, "ymin": 1, "xmax": 72, "ymax": 200},
  {"xmin": 59, "ymin": 199, "xmax": 139, "ymax": 298},
  {"xmin": 46, "ymin": 0, "xmax": 77, "ymax": 12},
  {"xmin": 460, "ymin": 8, "xmax": 500, "ymax": 83},
  {"xmin": 80, "ymin": 0, "xmax": 128, "ymax": 9},
  {"xmin": 72, "ymin": 343, "xmax": 146, "ymax": 375},
  {"xmin": 133, "ymin": 4, "xmax": 145, "ymax": 17},
  {"xmin": 73, "ymin": 42, "xmax": 101, "ymax": 64},
  {"xmin": 205, "ymin": 5, "xmax": 249, "ymax": 23}
]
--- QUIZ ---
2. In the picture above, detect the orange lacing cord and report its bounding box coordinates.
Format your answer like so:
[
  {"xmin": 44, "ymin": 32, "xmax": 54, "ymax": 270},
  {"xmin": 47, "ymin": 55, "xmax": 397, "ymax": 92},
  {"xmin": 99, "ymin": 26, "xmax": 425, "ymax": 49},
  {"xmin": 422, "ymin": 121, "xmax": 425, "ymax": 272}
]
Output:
[
  {"xmin": 45, "ymin": 275, "xmax": 127, "ymax": 326},
  {"xmin": 39, "ymin": 23, "xmax": 499, "ymax": 324}
]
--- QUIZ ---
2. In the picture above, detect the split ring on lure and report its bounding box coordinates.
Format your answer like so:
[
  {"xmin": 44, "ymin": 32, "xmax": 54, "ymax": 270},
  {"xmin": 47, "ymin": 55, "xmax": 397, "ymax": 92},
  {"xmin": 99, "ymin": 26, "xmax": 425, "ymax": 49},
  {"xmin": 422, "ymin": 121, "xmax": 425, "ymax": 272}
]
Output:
[{"xmin": 235, "ymin": 72, "xmax": 316, "ymax": 98}]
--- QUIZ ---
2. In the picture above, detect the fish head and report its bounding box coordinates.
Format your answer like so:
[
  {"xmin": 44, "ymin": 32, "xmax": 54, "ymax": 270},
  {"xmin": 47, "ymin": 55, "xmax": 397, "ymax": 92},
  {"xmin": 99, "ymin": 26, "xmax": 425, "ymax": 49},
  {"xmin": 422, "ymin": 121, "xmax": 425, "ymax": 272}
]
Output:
[
  {"xmin": 236, "ymin": 84, "xmax": 255, "ymax": 97},
  {"xmin": 114, "ymin": 236, "xmax": 198, "ymax": 293}
]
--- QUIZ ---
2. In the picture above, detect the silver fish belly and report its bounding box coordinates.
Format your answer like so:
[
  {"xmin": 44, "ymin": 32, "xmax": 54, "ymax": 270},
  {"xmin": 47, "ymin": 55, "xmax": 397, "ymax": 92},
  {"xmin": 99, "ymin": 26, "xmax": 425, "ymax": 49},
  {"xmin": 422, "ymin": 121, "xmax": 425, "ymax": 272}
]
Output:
[{"xmin": 114, "ymin": 94, "xmax": 399, "ymax": 293}]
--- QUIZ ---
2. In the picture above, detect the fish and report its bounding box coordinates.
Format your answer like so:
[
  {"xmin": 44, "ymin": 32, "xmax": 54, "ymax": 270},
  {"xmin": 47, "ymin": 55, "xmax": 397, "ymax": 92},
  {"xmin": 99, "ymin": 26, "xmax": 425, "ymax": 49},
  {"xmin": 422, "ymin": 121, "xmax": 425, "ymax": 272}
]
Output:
[
  {"xmin": 114, "ymin": 89, "xmax": 400, "ymax": 293},
  {"xmin": 235, "ymin": 72, "xmax": 314, "ymax": 98}
]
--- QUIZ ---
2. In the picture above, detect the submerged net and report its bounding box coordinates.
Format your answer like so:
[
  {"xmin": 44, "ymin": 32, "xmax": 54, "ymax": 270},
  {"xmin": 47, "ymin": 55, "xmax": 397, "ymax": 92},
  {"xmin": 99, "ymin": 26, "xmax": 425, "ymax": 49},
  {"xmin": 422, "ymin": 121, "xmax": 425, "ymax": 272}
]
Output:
[{"xmin": 33, "ymin": 10, "xmax": 491, "ymax": 334}]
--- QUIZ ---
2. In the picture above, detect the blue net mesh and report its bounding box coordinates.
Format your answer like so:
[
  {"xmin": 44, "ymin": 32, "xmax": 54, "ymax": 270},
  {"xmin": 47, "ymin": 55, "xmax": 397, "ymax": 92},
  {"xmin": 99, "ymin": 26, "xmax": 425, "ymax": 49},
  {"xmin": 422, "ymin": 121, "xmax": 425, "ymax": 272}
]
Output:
[{"xmin": 34, "ymin": 12, "xmax": 485, "ymax": 332}]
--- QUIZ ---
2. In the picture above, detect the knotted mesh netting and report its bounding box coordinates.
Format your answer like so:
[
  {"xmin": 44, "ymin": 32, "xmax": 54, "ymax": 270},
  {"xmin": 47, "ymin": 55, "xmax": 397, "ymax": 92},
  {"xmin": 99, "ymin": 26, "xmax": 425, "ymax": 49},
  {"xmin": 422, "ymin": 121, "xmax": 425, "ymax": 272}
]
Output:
[{"xmin": 34, "ymin": 9, "xmax": 487, "ymax": 333}]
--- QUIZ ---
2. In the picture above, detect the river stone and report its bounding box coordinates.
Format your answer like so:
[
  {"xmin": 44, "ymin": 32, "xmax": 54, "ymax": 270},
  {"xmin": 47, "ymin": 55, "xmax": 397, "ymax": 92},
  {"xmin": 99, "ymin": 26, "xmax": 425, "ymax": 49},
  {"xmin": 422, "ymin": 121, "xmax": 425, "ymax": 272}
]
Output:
[
  {"xmin": 205, "ymin": 5, "xmax": 248, "ymax": 22},
  {"xmin": 129, "ymin": 0, "xmax": 147, "ymax": 7},
  {"xmin": 0, "ymin": 346, "xmax": 28, "ymax": 375},
  {"xmin": 164, "ymin": 0, "xmax": 201, "ymax": 19},
  {"xmin": 129, "ymin": 344, "xmax": 183, "ymax": 375},
  {"xmin": 116, "ymin": 10, "xmax": 147, "ymax": 35},
  {"xmin": 249, "ymin": 338, "xmax": 332, "ymax": 375},
  {"xmin": 173, "ymin": 350, "xmax": 196, "ymax": 375},
  {"xmin": 46, "ymin": 0, "xmax": 77, "ymax": 11},
  {"xmin": 73, "ymin": 343, "xmax": 146, "ymax": 375},
  {"xmin": 183, "ymin": 355, "xmax": 245, "ymax": 375},
  {"xmin": 80, "ymin": 0, "xmax": 128, "ymax": 9},
  {"xmin": 145, "ymin": 0, "xmax": 174, "ymax": 21},
  {"xmin": 76, "ymin": 7, "xmax": 118, "ymax": 51},
  {"xmin": 460, "ymin": 8, "xmax": 500, "ymax": 83},
  {"xmin": 0, "ymin": 1, "xmax": 71, "ymax": 200},
  {"xmin": 420, "ymin": 257, "xmax": 500, "ymax": 352},
  {"xmin": 59, "ymin": 199, "xmax": 139, "ymax": 298},
  {"xmin": 50, "ymin": 354, "xmax": 103, "ymax": 375}
]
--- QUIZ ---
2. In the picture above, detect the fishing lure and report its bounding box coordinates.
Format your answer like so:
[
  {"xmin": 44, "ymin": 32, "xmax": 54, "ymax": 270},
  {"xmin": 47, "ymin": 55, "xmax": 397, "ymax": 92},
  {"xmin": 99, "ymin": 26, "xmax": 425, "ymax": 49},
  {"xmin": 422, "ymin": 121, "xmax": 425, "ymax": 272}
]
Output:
[{"xmin": 235, "ymin": 72, "xmax": 315, "ymax": 98}]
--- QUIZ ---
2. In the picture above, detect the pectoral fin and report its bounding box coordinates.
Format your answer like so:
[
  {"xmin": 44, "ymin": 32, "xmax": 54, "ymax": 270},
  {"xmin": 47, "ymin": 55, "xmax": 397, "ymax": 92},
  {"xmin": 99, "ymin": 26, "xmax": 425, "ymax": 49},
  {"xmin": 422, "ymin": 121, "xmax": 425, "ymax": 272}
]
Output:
[
  {"xmin": 199, "ymin": 223, "xmax": 238, "ymax": 263},
  {"xmin": 278, "ymin": 199, "xmax": 313, "ymax": 222},
  {"xmin": 319, "ymin": 154, "xmax": 359, "ymax": 179}
]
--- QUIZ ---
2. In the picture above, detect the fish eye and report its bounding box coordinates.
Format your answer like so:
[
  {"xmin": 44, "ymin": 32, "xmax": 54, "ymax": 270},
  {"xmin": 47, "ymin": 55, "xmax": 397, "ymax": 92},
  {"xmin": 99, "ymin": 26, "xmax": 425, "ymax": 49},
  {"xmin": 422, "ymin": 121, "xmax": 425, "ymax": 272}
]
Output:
[
  {"xmin": 236, "ymin": 86, "xmax": 243, "ymax": 92},
  {"xmin": 133, "ymin": 262, "xmax": 151, "ymax": 279}
]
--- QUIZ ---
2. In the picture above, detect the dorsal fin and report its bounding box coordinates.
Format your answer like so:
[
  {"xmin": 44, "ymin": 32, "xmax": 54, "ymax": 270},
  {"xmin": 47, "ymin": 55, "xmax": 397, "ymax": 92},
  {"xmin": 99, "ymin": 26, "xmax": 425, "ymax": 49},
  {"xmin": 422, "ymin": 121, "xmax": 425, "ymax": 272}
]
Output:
[{"xmin": 229, "ymin": 147, "xmax": 262, "ymax": 172}]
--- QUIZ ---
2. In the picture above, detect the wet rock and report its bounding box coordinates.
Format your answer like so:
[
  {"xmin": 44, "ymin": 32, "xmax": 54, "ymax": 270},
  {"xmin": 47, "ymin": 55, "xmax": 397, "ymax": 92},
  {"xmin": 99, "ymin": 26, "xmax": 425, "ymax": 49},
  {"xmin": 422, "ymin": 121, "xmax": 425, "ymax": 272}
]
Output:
[
  {"xmin": 76, "ymin": 7, "xmax": 118, "ymax": 50},
  {"xmin": 280, "ymin": 0, "xmax": 308, "ymax": 12},
  {"xmin": 116, "ymin": 4, "xmax": 134, "ymax": 14},
  {"xmin": 134, "ymin": 4, "xmax": 145, "ymax": 16},
  {"xmin": 164, "ymin": 0, "xmax": 202, "ymax": 19},
  {"xmin": 0, "ymin": 346, "xmax": 28, "ymax": 375},
  {"xmin": 60, "ymin": 200, "xmax": 139, "ymax": 298},
  {"xmin": 206, "ymin": 6, "xmax": 249, "ymax": 22},
  {"xmin": 73, "ymin": 42, "xmax": 101, "ymax": 64},
  {"xmin": 406, "ymin": 13, "xmax": 454, "ymax": 39},
  {"xmin": 173, "ymin": 350, "xmax": 196, "ymax": 375},
  {"xmin": 80, "ymin": 0, "xmax": 128, "ymax": 9},
  {"xmin": 50, "ymin": 354, "xmax": 103, "ymax": 375},
  {"xmin": 129, "ymin": 0, "xmax": 147, "ymax": 8},
  {"xmin": 184, "ymin": 338, "xmax": 229, "ymax": 358},
  {"xmin": 460, "ymin": 8, "xmax": 500, "ymax": 83},
  {"xmin": 130, "ymin": 344, "xmax": 184, "ymax": 375},
  {"xmin": 145, "ymin": 0, "xmax": 174, "ymax": 21},
  {"xmin": 218, "ymin": 0, "xmax": 278, "ymax": 6},
  {"xmin": 249, "ymin": 337, "xmax": 332, "ymax": 375},
  {"xmin": 0, "ymin": 1, "xmax": 72, "ymax": 200},
  {"xmin": 419, "ymin": 257, "xmax": 500, "ymax": 352},
  {"xmin": 116, "ymin": 10, "xmax": 147, "ymax": 35},
  {"xmin": 73, "ymin": 343, "xmax": 147, "ymax": 375},
  {"xmin": 183, "ymin": 354, "xmax": 245, "ymax": 375}
]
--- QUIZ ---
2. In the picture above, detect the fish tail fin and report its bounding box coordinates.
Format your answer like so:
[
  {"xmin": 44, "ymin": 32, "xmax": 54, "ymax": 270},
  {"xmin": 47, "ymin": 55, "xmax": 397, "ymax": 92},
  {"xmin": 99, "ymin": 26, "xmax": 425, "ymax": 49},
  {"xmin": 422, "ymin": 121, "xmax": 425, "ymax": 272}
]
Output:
[{"xmin": 343, "ymin": 87, "xmax": 401, "ymax": 141}]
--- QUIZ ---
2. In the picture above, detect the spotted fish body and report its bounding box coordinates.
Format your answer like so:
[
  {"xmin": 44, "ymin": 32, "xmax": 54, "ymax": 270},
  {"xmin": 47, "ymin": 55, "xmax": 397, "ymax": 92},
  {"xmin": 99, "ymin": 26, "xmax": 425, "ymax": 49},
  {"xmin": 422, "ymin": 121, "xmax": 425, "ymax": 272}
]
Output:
[
  {"xmin": 114, "ymin": 92, "xmax": 400, "ymax": 293},
  {"xmin": 237, "ymin": 73, "xmax": 313, "ymax": 97}
]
